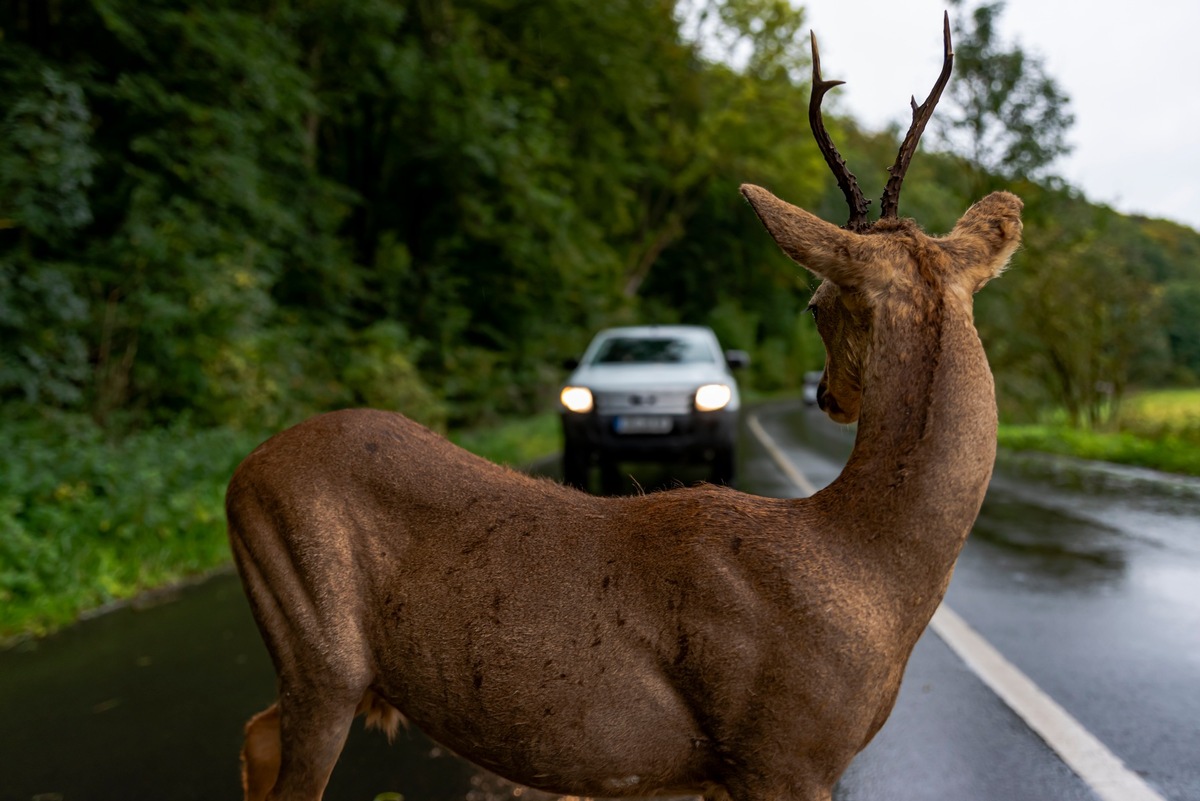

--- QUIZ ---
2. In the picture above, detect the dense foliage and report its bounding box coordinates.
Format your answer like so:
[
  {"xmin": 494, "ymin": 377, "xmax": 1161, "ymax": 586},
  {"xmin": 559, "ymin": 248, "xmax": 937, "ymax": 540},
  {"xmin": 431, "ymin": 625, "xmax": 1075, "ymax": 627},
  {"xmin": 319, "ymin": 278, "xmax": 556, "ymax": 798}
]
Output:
[
  {"xmin": 1, "ymin": 1, "xmax": 1199, "ymax": 636},
  {"xmin": 0, "ymin": 410, "xmax": 259, "ymax": 636},
  {"xmin": 3, "ymin": 0, "xmax": 1198, "ymax": 432},
  {"xmin": 0, "ymin": 0, "xmax": 824, "ymax": 430}
]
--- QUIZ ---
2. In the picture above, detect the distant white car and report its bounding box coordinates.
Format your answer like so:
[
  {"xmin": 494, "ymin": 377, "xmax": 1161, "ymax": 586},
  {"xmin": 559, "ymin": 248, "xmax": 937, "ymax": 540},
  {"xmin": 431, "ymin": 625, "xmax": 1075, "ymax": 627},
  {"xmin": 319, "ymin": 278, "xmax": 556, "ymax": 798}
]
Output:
[
  {"xmin": 803, "ymin": 370, "xmax": 824, "ymax": 406},
  {"xmin": 559, "ymin": 325, "xmax": 748, "ymax": 491}
]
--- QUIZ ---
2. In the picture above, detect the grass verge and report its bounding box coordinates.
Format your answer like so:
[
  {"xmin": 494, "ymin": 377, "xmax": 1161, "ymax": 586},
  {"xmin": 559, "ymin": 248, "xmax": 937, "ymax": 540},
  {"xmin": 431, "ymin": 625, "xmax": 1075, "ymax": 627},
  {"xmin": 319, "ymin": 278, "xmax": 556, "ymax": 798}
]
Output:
[
  {"xmin": 998, "ymin": 388, "xmax": 1200, "ymax": 477},
  {"xmin": 0, "ymin": 413, "xmax": 262, "ymax": 640},
  {"xmin": 997, "ymin": 425, "xmax": 1200, "ymax": 477},
  {"xmin": 449, "ymin": 411, "xmax": 560, "ymax": 467},
  {"xmin": 1, "ymin": 410, "xmax": 562, "ymax": 641}
]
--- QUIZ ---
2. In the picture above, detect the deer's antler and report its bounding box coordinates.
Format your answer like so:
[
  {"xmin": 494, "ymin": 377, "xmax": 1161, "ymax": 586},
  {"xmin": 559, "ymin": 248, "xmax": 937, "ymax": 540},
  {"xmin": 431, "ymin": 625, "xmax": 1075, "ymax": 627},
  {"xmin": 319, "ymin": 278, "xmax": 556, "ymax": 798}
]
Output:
[
  {"xmin": 879, "ymin": 12, "xmax": 954, "ymax": 220},
  {"xmin": 809, "ymin": 31, "xmax": 872, "ymax": 232}
]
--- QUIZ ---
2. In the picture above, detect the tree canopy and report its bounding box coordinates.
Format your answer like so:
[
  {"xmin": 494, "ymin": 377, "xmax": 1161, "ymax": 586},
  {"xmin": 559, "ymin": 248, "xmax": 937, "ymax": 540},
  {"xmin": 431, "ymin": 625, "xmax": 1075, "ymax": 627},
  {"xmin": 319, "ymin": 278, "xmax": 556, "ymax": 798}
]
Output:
[{"xmin": 1, "ymin": 0, "xmax": 1197, "ymax": 434}]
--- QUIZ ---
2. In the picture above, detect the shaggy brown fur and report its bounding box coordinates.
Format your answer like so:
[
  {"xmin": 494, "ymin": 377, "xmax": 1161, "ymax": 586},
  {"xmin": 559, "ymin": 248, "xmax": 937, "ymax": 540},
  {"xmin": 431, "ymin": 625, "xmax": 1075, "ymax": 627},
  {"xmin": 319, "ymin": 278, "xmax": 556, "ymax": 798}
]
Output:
[{"xmin": 227, "ymin": 184, "xmax": 1022, "ymax": 801}]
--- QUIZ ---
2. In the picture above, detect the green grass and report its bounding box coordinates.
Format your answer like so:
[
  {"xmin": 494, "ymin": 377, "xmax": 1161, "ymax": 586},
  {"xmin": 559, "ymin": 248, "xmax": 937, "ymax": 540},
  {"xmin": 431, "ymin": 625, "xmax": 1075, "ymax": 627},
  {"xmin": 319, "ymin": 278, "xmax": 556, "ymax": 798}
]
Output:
[
  {"xmin": 0, "ymin": 410, "xmax": 563, "ymax": 641},
  {"xmin": 1117, "ymin": 388, "xmax": 1200, "ymax": 437},
  {"xmin": 998, "ymin": 388, "xmax": 1200, "ymax": 477},
  {"xmin": 997, "ymin": 425, "xmax": 1200, "ymax": 476},
  {"xmin": 449, "ymin": 411, "xmax": 560, "ymax": 467}
]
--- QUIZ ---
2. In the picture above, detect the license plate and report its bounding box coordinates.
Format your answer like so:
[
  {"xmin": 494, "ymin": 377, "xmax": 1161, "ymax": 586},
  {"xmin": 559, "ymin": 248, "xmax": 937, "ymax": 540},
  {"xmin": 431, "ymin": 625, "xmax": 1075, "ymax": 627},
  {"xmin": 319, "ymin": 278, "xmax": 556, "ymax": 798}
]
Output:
[{"xmin": 613, "ymin": 415, "xmax": 674, "ymax": 435}]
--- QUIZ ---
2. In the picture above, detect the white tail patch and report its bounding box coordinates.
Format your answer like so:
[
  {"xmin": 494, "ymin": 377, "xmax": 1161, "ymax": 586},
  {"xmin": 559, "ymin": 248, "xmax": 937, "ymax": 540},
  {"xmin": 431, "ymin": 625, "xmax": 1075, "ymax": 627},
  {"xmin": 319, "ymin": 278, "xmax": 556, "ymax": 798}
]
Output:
[{"xmin": 358, "ymin": 690, "xmax": 405, "ymax": 743}]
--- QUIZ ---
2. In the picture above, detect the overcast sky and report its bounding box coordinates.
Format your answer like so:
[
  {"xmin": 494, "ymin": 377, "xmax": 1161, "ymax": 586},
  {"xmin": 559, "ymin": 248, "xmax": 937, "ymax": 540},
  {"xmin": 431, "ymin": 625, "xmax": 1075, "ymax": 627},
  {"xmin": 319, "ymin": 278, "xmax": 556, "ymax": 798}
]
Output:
[{"xmin": 795, "ymin": 0, "xmax": 1200, "ymax": 231}]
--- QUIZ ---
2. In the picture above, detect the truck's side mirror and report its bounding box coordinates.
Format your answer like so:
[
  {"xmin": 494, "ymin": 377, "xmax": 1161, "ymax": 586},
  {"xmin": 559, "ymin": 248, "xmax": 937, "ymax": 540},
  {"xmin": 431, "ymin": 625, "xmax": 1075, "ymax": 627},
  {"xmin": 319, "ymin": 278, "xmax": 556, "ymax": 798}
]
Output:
[{"xmin": 724, "ymin": 349, "xmax": 750, "ymax": 370}]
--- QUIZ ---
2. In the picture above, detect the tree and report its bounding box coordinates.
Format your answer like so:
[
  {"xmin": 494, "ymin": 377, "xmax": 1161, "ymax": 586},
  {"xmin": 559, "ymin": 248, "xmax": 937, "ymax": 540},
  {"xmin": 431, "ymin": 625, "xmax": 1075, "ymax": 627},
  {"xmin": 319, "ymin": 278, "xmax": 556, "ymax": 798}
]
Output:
[
  {"xmin": 938, "ymin": 0, "xmax": 1074, "ymax": 185},
  {"xmin": 0, "ymin": 63, "xmax": 97, "ymax": 406},
  {"xmin": 978, "ymin": 186, "xmax": 1170, "ymax": 426},
  {"xmin": 1, "ymin": 0, "xmax": 1192, "ymax": 434},
  {"xmin": 1164, "ymin": 282, "xmax": 1200, "ymax": 381},
  {"xmin": 679, "ymin": 0, "xmax": 810, "ymax": 82},
  {"xmin": 641, "ymin": 0, "xmax": 830, "ymax": 386}
]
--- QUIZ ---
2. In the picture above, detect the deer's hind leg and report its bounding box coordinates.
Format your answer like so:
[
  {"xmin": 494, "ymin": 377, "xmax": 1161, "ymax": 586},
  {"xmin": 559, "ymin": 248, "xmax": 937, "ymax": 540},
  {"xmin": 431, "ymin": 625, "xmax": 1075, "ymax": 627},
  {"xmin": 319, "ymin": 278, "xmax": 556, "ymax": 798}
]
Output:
[
  {"xmin": 263, "ymin": 682, "xmax": 361, "ymax": 801},
  {"xmin": 241, "ymin": 686, "xmax": 396, "ymax": 801},
  {"xmin": 236, "ymin": 623, "xmax": 372, "ymax": 800},
  {"xmin": 231, "ymin": 530, "xmax": 374, "ymax": 799},
  {"xmin": 240, "ymin": 694, "xmax": 357, "ymax": 801}
]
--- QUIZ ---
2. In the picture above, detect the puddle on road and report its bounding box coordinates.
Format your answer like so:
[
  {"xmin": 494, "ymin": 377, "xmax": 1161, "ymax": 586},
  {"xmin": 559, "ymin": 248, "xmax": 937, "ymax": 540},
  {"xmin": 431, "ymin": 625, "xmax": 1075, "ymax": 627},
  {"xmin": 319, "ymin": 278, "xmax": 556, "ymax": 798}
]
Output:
[{"xmin": 970, "ymin": 490, "xmax": 1129, "ymax": 592}]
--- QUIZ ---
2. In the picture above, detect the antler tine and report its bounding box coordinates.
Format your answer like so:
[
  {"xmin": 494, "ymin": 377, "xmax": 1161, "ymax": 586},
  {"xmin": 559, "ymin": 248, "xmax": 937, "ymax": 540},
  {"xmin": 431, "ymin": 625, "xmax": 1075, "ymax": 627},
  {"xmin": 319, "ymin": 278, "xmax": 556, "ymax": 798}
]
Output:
[
  {"xmin": 809, "ymin": 31, "xmax": 872, "ymax": 232},
  {"xmin": 879, "ymin": 12, "xmax": 954, "ymax": 219}
]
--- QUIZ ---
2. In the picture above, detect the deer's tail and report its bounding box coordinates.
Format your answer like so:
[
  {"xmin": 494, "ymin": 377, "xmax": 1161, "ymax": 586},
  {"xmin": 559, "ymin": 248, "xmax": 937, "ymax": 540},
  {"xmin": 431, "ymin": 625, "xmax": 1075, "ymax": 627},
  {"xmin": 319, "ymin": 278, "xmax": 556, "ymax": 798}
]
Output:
[{"xmin": 356, "ymin": 688, "xmax": 406, "ymax": 742}]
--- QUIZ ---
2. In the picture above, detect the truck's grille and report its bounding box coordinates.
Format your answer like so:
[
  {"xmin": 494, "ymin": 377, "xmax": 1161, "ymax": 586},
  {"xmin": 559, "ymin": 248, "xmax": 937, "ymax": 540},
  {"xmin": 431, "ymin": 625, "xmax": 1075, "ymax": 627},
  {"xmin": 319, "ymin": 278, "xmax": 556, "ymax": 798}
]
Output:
[{"xmin": 594, "ymin": 390, "xmax": 693, "ymax": 415}]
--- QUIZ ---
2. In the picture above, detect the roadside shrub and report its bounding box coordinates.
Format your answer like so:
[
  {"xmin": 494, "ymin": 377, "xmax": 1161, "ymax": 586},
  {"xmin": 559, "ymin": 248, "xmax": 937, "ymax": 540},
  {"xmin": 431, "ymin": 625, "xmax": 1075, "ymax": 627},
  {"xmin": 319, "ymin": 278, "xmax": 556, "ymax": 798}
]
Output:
[
  {"xmin": 0, "ymin": 406, "xmax": 559, "ymax": 639},
  {"xmin": 0, "ymin": 411, "xmax": 260, "ymax": 637},
  {"xmin": 203, "ymin": 321, "xmax": 446, "ymax": 433}
]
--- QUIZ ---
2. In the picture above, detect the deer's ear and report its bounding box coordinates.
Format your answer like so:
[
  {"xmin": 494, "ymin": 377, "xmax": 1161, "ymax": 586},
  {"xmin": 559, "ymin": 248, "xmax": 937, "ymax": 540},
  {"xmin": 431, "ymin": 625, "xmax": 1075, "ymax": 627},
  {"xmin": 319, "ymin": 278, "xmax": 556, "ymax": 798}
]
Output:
[
  {"xmin": 741, "ymin": 184, "xmax": 890, "ymax": 292},
  {"xmin": 942, "ymin": 191, "xmax": 1024, "ymax": 292}
]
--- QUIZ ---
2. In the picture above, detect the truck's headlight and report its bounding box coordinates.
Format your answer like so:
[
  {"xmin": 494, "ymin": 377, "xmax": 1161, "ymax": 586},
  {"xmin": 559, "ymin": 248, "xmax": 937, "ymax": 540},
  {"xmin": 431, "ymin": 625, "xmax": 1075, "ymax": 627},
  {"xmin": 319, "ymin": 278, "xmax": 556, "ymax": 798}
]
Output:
[
  {"xmin": 695, "ymin": 383, "xmax": 732, "ymax": 412},
  {"xmin": 560, "ymin": 386, "xmax": 594, "ymax": 413}
]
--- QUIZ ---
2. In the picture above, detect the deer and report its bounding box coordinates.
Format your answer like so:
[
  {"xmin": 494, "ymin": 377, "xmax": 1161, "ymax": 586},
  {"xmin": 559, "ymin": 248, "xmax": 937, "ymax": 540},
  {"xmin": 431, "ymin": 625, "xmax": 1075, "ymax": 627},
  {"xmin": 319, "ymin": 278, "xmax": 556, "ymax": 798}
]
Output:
[{"xmin": 227, "ymin": 13, "xmax": 1022, "ymax": 801}]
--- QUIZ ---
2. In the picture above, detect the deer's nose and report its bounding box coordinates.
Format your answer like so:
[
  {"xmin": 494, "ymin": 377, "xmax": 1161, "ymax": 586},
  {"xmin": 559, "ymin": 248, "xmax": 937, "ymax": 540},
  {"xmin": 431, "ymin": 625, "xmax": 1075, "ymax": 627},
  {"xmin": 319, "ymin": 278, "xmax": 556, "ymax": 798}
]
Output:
[{"xmin": 817, "ymin": 382, "xmax": 844, "ymax": 417}]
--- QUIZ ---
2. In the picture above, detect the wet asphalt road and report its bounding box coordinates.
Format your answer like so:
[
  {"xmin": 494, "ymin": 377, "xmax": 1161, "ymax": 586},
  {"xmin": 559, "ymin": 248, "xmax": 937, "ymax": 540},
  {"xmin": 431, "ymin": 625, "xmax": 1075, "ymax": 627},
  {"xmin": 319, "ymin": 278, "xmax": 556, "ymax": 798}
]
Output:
[
  {"xmin": 748, "ymin": 401, "xmax": 1200, "ymax": 801},
  {"xmin": 1, "ymin": 401, "xmax": 1198, "ymax": 801}
]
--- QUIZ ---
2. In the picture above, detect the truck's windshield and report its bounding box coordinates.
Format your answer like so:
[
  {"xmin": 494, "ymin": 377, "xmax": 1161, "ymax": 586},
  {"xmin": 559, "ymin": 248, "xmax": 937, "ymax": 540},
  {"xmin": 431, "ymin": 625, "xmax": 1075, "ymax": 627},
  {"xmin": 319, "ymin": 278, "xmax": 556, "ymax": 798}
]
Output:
[{"xmin": 591, "ymin": 336, "xmax": 714, "ymax": 365}]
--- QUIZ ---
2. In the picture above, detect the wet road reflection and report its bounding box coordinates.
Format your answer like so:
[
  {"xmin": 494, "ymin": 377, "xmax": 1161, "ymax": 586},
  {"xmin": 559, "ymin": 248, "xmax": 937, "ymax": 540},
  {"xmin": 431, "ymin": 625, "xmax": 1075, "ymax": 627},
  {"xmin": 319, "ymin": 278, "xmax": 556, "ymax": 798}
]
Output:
[{"xmin": 971, "ymin": 491, "xmax": 1130, "ymax": 591}]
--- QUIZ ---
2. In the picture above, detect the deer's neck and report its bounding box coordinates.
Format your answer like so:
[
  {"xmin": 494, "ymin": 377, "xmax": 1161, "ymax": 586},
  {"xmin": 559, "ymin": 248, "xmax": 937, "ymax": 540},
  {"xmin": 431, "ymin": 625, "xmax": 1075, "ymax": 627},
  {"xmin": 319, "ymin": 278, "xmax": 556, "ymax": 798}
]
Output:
[{"xmin": 823, "ymin": 295, "xmax": 996, "ymax": 605}]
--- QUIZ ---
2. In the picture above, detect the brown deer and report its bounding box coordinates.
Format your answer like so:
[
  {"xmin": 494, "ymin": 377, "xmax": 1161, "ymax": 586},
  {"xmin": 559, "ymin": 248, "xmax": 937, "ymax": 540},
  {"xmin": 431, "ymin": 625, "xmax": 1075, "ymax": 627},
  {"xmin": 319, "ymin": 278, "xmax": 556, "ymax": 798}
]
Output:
[{"xmin": 228, "ymin": 14, "xmax": 1022, "ymax": 801}]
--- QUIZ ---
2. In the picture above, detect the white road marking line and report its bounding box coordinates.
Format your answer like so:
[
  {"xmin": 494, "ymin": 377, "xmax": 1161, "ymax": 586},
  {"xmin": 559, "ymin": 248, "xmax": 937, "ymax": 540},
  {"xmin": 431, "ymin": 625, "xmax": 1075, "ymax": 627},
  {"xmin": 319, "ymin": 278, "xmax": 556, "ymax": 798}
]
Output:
[
  {"xmin": 930, "ymin": 606, "xmax": 1166, "ymax": 801},
  {"xmin": 747, "ymin": 415, "xmax": 819, "ymax": 497},
  {"xmin": 751, "ymin": 411, "xmax": 1167, "ymax": 801}
]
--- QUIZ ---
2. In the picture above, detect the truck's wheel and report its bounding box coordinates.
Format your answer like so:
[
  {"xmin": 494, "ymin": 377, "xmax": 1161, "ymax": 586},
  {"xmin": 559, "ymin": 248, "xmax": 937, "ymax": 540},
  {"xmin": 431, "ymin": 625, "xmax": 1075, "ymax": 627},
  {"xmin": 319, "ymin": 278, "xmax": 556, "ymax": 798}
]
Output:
[
  {"xmin": 563, "ymin": 442, "xmax": 590, "ymax": 490},
  {"xmin": 710, "ymin": 445, "xmax": 736, "ymax": 487},
  {"xmin": 599, "ymin": 456, "xmax": 623, "ymax": 496}
]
